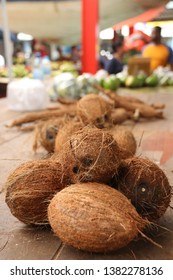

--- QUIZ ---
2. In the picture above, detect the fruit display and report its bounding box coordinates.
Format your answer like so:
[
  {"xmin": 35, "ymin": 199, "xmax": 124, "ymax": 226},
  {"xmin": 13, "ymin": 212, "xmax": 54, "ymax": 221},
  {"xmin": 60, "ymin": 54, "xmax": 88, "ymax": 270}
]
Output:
[
  {"xmin": 49, "ymin": 72, "xmax": 80, "ymax": 101},
  {"xmin": 49, "ymin": 66, "xmax": 173, "ymax": 100},
  {"xmin": 102, "ymin": 74, "xmax": 121, "ymax": 90},
  {"xmin": 145, "ymin": 73, "xmax": 159, "ymax": 87},
  {"xmin": 0, "ymin": 67, "xmax": 8, "ymax": 78},
  {"xmin": 12, "ymin": 65, "xmax": 30, "ymax": 78},
  {"xmin": 0, "ymin": 65, "xmax": 30, "ymax": 78},
  {"xmin": 154, "ymin": 66, "xmax": 173, "ymax": 86},
  {"xmin": 1, "ymin": 61, "xmax": 173, "ymax": 107},
  {"xmin": 50, "ymin": 61, "xmax": 79, "ymax": 77},
  {"xmin": 49, "ymin": 72, "xmax": 99, "ymax": 101}
]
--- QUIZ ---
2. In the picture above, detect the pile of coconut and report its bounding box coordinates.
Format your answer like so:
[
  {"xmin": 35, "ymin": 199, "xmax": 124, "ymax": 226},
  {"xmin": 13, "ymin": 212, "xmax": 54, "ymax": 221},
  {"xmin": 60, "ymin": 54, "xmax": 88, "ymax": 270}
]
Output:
[{"xmin": 5, "ymin": 119, "xmax": 172, "ymax": 253}]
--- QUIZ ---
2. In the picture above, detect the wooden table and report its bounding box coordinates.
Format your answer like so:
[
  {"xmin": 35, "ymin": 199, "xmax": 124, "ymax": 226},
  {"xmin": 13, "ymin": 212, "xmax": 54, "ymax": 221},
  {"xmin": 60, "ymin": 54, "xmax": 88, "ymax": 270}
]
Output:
[{"xmin": 0, "ymin": 87, "xmax": 173, "ymax": 260}]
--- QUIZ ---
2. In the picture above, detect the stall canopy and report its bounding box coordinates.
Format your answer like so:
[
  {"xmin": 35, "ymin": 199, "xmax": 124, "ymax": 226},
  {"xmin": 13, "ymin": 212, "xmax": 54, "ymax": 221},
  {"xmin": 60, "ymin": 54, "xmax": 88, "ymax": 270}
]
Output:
[
  {"xmin": 113, "ymin": 5, "xmax": 167, "ymax": 30},
  {"xmin": 0, "ymin": 0, "xmax": 169, "ymax": 45},
  {"xmin": 124, "ymin": 30, "xmax": 151, "ymax": 51}
]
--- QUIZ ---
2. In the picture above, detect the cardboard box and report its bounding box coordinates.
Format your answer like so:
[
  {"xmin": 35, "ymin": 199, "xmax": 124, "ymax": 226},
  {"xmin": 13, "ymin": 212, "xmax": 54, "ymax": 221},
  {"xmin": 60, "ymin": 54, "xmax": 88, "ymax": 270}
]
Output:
[{"xmin": 128, "ymin": 56, "xmax": 151, "ymax": 76}]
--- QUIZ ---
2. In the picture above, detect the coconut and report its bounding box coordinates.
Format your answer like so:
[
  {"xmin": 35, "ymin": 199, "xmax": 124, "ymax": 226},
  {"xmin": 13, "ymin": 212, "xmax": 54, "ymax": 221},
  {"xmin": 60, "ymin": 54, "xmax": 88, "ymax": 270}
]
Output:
[
  {"xmin": 112, "ymin": 157, "xmax": 172, "ymax": 221},
  {"xmin": 48, "ymin": 182, "xmax": 148, "ymax": 253},
  {"xmin": 33, "ymin": 118, "xmax": 65, "ymax": 153},
  {"xmin": 53, "ymin": 126, "xmax": 120, "ymax": 183},
  {"xmin": 107, "ymin": 126, "xmax": 137, "ymax": 159},
  {"xmin": 76, "ymin": 93, "xmax": 113, "ymax": 128},
  {"xmin": 54, "ymin": 121, "xmax": 84, "ymax": 153},
  {"xmin": 5, "ymin": 159, "xmax": 72, "ymax": 225}
]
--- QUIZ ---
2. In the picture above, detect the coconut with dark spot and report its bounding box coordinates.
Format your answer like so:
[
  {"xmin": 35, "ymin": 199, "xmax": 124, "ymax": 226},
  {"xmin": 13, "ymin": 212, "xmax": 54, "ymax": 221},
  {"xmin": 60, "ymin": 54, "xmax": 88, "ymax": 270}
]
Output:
[
  {"xmin": 112, "ymin": 157, "xmax": 172, "ymax": 221},
  {"xmin": 5, "ymin": 159, "xmax": 72, "ymax": 225},
  {"xmin": 48, "ymin": 182, "xmax": 148, "ymax": 253},
  {"xmin": 33, "ymin": 118, "xmax": 65, "ymax": 153},
  {"xmin": 76, "ymin": 93, "xmax": 113, "ymax": 128},
  {"xmin": 53, "ymin": 126, "xmax": 120, "ymax": 183}
]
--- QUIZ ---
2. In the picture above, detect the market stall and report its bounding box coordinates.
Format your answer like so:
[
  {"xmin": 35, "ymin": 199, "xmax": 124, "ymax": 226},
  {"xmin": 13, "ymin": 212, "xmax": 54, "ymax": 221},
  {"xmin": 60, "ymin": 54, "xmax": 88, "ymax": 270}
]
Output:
[
  {"xmin": 0, "ymin": 0, "xmax": 173, "ymax": 262},
  {"xmin": 0, "ymin": 0, "xmax": 169, "ymax": 77},
  {"xmin": 0, "ymin": 86, "xmax": 173, "ymax": 260}
]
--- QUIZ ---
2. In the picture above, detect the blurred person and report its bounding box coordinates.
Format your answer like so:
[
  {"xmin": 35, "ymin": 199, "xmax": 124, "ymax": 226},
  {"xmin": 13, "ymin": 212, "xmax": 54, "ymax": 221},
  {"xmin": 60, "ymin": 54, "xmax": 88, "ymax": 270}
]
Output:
[
  {"xmin": 105, "ymin": 40, "xmax": 124, "ymax": 75},
  {"xmin": 70, "ymin": 45, "xmax": 81, "ymax": 63},
  {"xmin": 13, "ymin": 46, "xmax": 25, "ymax": 64},
  {"xmin": 142, "ymin": 26, "xmax": 173, "ymax": 71},
  {"xmin": 99, "ymin": 54, "xmax": 108, "ymax": 70},
  {"xmin": 33, "ymin": 40, "xmax": 49, "ymax": 58},
  {"xmin": 56, "ymin": 46, "xmax": 65, "ymax": 61}
]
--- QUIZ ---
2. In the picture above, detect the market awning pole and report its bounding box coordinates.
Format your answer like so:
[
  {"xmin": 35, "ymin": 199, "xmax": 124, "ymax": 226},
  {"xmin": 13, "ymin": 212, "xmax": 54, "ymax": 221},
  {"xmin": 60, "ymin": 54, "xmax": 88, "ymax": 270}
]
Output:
[
  {"xmin": 1, "ymin": 0, "xmax": 12, "ymax": 80},
  {"xmin": 82, "ymin": 0, "xmax": 98, "ymax": 74}
]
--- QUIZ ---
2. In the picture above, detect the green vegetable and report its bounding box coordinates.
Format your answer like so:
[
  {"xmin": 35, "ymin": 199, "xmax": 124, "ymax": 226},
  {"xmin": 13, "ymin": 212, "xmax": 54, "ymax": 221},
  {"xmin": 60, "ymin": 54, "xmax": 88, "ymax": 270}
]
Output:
[
  {"xmin": 145, "ymin": 74, "xmax": 159, "ymax": 87},
  {"xmin": 103, "ymin": 75, "xmax": 121, "ymax": 90}
]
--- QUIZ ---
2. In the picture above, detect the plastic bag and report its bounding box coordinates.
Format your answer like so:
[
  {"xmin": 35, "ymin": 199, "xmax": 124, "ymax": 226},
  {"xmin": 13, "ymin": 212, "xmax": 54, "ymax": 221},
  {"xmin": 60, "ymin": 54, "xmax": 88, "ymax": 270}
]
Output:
[{"xmin": 7, "ymin": 78, "xmax": 49, "ymax": 112}]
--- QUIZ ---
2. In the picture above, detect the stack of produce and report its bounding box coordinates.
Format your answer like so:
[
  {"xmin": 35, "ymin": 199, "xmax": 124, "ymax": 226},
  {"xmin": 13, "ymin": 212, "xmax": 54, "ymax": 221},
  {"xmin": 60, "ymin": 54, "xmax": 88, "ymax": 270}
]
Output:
[
  {"xmin": 0, "ymin": 65, "xmax": 30, "ymax": 78},
  {"xmin": 5, "ymin": 91, "xmax": 172, "ymax": 253},
  {"xmin": 8, "ymin": 91, "xmax": 164, "ymax": 153},
  {"xmin": 49, "ymin": 72, "xmax": 99, "ymax": 101},
  {"xmin": 51, "ymin": 61, "xmax": 79, "ymax": 78},
  {"xmin": 49, "ymin": 68, "xmax": 173, "ymax": 100}
]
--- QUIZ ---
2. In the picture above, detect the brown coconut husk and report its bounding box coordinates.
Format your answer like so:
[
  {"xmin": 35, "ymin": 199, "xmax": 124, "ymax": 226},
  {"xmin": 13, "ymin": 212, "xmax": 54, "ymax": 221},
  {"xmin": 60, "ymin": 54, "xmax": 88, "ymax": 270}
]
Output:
[
  {"xmin": 54, "ymin": 120, "xmax": 84, "ymax": 153},
  {"xmin": 107, "ymin": 126, "xmax": 137, "ymax": 159},
  {"xmin": 76, "ymin": 93, "xmax": 113, "ymax": 128},
  {"xmin": 33, "ymin": 117, "xmax": 65, "ymax": 153},
  {"xmin": 5, "ymin": 159, "xmax": 72, "ymax": 225},
  {"xmin": 112, "ymin": 157, "xmax": 172, "ymax": 221},
  {"xmin": 52, "ymin": 126, "xmax": 120, "ymax": 184},
  {"xmin": 48, "ymin": 182, "xmax": 148, "ymax": 253}
]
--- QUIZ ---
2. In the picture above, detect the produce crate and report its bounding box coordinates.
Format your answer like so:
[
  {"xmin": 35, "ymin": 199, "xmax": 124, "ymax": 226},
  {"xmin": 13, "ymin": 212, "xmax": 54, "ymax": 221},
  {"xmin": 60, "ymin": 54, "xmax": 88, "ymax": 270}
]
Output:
[{"xmin": 128, "ymin": 56, "xmax": 151, "ymax": 76}]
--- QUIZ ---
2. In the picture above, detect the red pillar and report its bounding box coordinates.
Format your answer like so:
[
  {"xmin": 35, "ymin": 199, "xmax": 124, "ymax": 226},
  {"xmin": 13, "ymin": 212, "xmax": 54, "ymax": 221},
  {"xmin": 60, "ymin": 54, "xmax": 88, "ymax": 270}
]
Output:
[{"xmin": 82, "ymin": 0, "xmax": 99, "ymax": 74}]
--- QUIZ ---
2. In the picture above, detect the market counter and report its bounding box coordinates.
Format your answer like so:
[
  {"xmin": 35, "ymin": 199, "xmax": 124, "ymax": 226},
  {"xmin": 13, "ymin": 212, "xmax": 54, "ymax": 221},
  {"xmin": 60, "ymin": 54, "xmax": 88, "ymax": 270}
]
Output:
[{"xmin": 0, "ymin": 88, "xmax": 173, "ymax": 260}]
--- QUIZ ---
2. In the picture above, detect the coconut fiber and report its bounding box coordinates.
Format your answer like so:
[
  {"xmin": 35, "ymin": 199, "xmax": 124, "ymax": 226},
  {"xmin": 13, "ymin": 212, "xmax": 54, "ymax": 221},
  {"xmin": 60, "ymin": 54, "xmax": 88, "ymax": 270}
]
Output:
[{"xmin": 48, "ymin": 182, "xmax": 148, "ymax": 253}]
